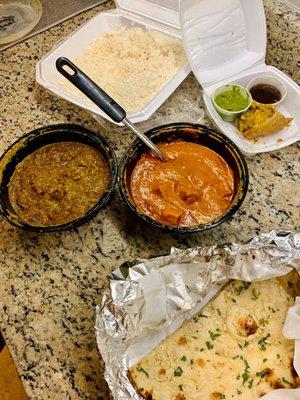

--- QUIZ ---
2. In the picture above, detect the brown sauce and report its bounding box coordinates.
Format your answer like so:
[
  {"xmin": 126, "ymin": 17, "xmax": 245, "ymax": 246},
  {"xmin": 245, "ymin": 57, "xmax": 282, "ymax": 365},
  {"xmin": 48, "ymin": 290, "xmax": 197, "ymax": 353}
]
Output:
[
  {"xmin": 249, "ymin": 84, "xmax": 281, "ymax": 104},
  {"xmin": 130, "ymin": 141, "xmax": 234, "ymax": 227},
  {"xmin": 8, "ymin": 142, "xmax": 110, "ymax": 227}
]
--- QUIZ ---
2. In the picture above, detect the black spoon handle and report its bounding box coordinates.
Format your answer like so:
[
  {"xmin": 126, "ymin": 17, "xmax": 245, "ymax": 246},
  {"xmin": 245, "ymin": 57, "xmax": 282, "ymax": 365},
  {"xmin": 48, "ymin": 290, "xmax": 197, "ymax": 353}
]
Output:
[{"xmin": 56, "ymin": 57, "xmax": 126, "ymax": 123}]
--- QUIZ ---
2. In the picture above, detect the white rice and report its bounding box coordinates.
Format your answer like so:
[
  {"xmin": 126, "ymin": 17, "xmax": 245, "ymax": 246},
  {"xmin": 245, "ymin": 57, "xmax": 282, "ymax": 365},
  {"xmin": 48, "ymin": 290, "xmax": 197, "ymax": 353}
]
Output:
[{"xmin": 62, "ymin": 27, "xmax": 187, "ymax": 113}]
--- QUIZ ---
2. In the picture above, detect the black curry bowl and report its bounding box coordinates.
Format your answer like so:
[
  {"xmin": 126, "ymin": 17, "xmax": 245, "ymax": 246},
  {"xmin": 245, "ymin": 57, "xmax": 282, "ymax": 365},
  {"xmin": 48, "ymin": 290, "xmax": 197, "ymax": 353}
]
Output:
[
  {"xmin": 0, "ymin": 124, "xmax": 118, "ymax": 232},
  {"xmin": 119, "ymin": 123, "xmax": 249, "ymax": 234}
]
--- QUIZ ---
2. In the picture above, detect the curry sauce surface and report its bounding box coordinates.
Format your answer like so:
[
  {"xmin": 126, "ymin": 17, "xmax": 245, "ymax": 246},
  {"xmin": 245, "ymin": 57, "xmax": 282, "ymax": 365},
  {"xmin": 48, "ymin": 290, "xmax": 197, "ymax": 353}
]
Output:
[
  {"xmin": 8, "ymin": 141, "xmax": 109, "ymax": 227},
  {"xmin": 130, "ymin": 141, "xmax": 234, "ymax": 227}
]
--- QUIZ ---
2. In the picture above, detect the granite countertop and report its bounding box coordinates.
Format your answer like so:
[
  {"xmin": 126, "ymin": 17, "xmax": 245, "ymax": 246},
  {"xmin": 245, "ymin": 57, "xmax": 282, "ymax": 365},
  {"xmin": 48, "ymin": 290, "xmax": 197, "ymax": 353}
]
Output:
[{"xmin": 0, "ymin": 1, "xmax": 299, "ymax": 399}]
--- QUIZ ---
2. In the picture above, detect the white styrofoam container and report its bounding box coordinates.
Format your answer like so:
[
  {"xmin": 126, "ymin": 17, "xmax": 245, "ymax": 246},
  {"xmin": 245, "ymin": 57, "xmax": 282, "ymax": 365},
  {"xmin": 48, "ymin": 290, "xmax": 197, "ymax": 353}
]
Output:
[
  {"xmin": 180, "ymin": 0, "xmax": 300, "ymax": 154},
  {"xmin": 36, "ymin": 1, "xmax": 191, "ymax": 124}
]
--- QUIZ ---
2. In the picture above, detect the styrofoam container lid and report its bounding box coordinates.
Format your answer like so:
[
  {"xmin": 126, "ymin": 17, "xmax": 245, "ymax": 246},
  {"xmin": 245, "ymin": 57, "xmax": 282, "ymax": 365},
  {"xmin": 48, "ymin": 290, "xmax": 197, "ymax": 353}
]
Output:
[
  {"xmin": 180, "ymin": 0, "xmax": 266, "ymax": 87},
  {"xmin": 117, "ymin": 0, "xmax": 181, "ymax": 29},
  {"xmin": 36, "ymin": 0, "xmax": 191, "ymax": 125},
  {"xmin": 179, "ymin": 0, "xmax": 300, "ymax": 155}
]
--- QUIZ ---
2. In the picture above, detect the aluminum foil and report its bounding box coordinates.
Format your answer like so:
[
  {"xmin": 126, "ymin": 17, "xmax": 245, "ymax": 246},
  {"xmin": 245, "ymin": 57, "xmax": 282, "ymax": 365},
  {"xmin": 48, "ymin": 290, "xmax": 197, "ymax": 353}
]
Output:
[{"xmin": 95, "ymin": 230, "xmax": 300, "ymax": 400}]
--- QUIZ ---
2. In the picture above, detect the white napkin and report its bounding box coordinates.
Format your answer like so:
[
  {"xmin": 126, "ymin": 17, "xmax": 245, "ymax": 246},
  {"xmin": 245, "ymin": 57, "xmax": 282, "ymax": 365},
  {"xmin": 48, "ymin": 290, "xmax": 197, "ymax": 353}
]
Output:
[
  {"xmin": 262, "ymin": 388, "xmax": 300, "ymax": 399},
  {"xmin": 283, "ymin": 297, "xmax": 300, "ymax": 340},
  {"xmin": 261, "ymin": 298, "xmax": 300, "ymax": 399}
]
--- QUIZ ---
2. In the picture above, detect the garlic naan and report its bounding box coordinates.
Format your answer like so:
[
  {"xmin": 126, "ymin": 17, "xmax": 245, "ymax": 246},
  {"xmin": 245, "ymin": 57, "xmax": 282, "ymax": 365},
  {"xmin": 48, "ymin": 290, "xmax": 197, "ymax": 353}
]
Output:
[{"xmin": 129, "ymin": 271, "xmax": 300, "ymax": 400}]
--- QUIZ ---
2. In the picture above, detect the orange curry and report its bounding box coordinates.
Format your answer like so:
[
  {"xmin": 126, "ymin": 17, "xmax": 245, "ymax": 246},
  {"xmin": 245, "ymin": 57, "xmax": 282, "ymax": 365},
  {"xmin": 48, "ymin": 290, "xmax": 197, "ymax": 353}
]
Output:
[{"xmin": 130, "ymin": 141, "xmax": 234, "ymax": 227}]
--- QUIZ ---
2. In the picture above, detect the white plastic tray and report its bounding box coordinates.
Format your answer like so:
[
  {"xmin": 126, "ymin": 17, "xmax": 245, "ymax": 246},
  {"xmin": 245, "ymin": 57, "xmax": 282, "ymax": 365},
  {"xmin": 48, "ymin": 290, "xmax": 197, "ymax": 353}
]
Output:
[
  {"xmin": 180, "ymin": 0, "xmax": 300, "ymax": 154},
  {"xmin": 36, "ymin": 6, "xmax": 190, "ymax": 124},
  {"xmin": 203, "ymin": 64, "xmax": 300, "ymax": 155}
]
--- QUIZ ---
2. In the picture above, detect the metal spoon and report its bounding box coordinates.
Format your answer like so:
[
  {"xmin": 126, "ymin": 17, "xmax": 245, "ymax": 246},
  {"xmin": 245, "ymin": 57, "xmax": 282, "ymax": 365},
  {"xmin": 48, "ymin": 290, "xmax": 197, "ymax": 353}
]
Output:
[{"xmin": 56, "ymin": 57, "xmax": 167, "ymax": 162}]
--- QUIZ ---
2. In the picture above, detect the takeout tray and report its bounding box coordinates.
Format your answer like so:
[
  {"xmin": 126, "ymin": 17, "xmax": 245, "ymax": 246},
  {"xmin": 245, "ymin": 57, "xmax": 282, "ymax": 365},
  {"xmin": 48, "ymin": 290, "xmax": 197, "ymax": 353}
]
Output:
[
  {"xmin": 203, "ymin": 65, "xmax": 300, "ymax": 155},
  {"xmin": 36, "ymin": 0, "xmax": 191, "ymax": 124},
  {"xmin": 180, "ymin": 0, "xmax": 300, "ymax": 155}
]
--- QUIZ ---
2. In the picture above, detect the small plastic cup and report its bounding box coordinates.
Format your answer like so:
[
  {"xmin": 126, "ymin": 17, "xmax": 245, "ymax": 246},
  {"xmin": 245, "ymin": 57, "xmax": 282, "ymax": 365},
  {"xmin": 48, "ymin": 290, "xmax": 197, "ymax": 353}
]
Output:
[
  {"xmin": 212, "ymin": 84, "xmax": 252, "ymax": 122},
  {"xmin": 246, "ymin": 76, "xmax": 287, "ymax": 106}
]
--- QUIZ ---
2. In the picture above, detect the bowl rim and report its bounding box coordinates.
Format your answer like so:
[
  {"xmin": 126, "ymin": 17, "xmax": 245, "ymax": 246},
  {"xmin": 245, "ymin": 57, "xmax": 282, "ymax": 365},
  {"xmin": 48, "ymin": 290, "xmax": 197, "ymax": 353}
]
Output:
[
  {"xmin": 212, "ymin": 83, "xmax": 252, "ymax": 116},
  {"xmin": 0, "ymin": 0, "xmax": 43, "ymax": 45},
  {"xmin": 0, "ymin": 123, "xmax": 118, "ymax": 232},
  {"xmin": 118, "ymin": 122, "xmax": 249, "ymax": 234}
]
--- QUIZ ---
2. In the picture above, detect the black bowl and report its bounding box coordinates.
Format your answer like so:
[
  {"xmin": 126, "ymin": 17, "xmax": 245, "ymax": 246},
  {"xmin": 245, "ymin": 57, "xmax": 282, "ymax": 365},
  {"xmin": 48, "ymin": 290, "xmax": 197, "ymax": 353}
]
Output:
[
  {"xmin": 119, "ymin": 123, "xmax": 249, "ymax": 234},
  {"xmin": 0, "ymin": 124, "xmax": 118, "ymax": 232}
]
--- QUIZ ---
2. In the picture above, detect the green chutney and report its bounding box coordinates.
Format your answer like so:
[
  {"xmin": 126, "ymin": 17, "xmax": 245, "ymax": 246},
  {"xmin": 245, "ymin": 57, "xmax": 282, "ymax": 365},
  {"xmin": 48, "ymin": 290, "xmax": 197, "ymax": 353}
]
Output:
[{"xmin": 214, "ymin": 86, "xmax": 249, "ymax": 112}]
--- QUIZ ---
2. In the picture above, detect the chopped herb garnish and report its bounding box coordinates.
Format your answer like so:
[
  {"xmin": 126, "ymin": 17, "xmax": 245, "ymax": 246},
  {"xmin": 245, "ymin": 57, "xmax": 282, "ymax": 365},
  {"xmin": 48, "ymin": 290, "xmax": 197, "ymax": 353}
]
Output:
[
  {"xmin": 220, "ymin": 395, "xmax": 226, "ymax": 399},
  {"xmin": 263, "ymin": 358, "xmax": 267, "ymax": 363},
  {"xmin": 248, "ymin": 379, "xmax": 253, "ymax": 389},
  {"xmin": 251, "ymin": 288, "xmax": 260, "ymax": 300},
  {"xmin": 232, "ymin": 298, "xmax": 237, "ymax": 303},
  {"xmin": 276, "ymin": 354, "xmax": 280, "ymax": 359},
  {"xmin": 181, "ymin": 356, "xmax": 187, "ymax": 362},
  {"xmin": 241, "ymin": 357, "xmax": 250, "ymax": 385},
  {"xmin": 242, "ymin": 370, "xmax": 250, "ymax": 385},
  {"xmin": 193, "ymin": 313, "xmax": 208, "ymax": 322},
  {"xmin": 256, "ymin": 370, "xmax": 268, "ymax": 382},
  {"xmin": 234, "ymin": 282, "xmax": 251, "ymax": 295},
  {"xmin": 259, "ymin": 318, "xmax": 269, "ymax": 326},
  {"xmin": 283, "ymin": 377, "xmax": 292, "ymax": 386},
  {"xmin": 258, "ymin": 334, "xmax": 271, "ymax": 351},
  {"xmin": 268, "ymin": 306, "xmax": 276, "ymax": 313},
  {"xmin": 174, "ymin": 367, "xmax": 183, "ymax": 377},
  {"xmin": 209, "ymin": 329, "xmax": 221, "ymax": 341},
  {"xmin": 206, "ymin": 341, "xmax": 214, "ymax": 350},
  {"xmin": 238, "ymin": 341, "xmax": 249, "ymax": 350},
  {"xmin": 237, "ymin": 389, "xmax": 242, "ymax": 395},
  {"xmin": 137, "ymin": 366, "xmax": 149, "ymax": 377},
  {"xmin": 217, "ymin": 308, "xmax": 222, "ymax": 316},
  {"xmin": 190, "ymin": 359, "xmax": 194, "ymax": 365},
  {"xmin": 178, "ymin": 384, "xmax": 183, "ymax": 391}
]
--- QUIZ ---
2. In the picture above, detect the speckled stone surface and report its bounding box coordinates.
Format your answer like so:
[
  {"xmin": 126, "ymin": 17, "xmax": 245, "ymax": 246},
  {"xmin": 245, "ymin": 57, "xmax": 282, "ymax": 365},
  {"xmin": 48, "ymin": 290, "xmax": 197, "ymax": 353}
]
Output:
[{"xmin": 0, "ymin": 1, "xmax": 299, "ymax": 399}]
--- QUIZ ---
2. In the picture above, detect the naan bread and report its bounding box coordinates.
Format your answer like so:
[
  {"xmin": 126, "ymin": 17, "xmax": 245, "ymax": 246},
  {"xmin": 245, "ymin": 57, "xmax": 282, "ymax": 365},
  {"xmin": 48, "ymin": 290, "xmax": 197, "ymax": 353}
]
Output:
[
  {"xmin": 129, "ymin": 271, "xmax": 300, "ymax": 400},
  {"xmin": 236, "ymin": 101, "xmax": 293, "ymax": 139}
]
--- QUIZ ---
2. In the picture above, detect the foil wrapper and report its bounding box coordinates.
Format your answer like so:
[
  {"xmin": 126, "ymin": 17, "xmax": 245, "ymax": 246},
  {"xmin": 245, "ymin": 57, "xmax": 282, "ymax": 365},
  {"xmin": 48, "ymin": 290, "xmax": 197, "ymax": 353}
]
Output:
[{"xmin": 95, "ymin": 230, "xmax": 300, "ymax": 400}]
